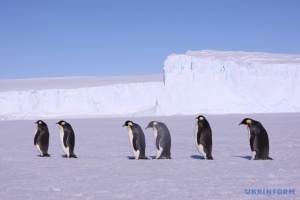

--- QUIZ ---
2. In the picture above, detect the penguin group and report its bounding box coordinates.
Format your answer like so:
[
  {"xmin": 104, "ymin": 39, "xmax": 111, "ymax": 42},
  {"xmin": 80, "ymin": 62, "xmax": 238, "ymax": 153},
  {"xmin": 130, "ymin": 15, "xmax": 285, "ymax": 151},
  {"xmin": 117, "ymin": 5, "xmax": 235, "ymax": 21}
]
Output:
[
  {"xmin": 122, "ymin": 116, "xmax": 272, "ymax": 160},
  {"xmin": 33, "ymin": 116, "xmax": 272, "ymax": 160},
  {"xmin": 122, "ymin": 120, "xmax": 172, "ymax": 160},
  {"xmin": 34, "ymin": 120, "xmax": 77, "ymax": 158}
]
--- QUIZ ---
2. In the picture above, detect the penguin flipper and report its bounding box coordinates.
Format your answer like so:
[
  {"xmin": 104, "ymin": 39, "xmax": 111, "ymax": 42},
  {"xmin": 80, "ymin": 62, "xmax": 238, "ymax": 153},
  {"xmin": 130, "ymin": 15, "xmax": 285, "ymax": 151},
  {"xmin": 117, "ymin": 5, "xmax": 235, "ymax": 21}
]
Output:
[
  {"xmin": 63, "ymin": 130, "xmax": 69, "ymax": 148},
  {"xmin": 197, "ymin": 127, "xmax": 203, "ymax": 145},
  {"xmin": 132, "ymin": 134, "xmax": 138, "ymax": 151},
  {"xmin": 249, "ymin": 132, "xmax": 255, "ymax": 152},
  {"xmin": 156, "ymin": 133, "xmax": 162, "ymax": 150},
  {"xmin": 34, "ymin": 130, "xmax": 40, "ymax": 145}
]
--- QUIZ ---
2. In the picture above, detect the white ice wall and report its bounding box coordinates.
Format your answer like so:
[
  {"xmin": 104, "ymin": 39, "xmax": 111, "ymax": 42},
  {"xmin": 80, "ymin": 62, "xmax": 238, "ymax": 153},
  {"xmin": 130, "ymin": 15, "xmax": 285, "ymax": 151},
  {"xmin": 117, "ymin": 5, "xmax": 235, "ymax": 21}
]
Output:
[
  {"xmin": 157, "ymin": 50, "xmax": 300, "ymax": 115},
  {"xmin": 1, "ymin": 50, "xmax": 300, "ymax": 120},
  {"xmin": 0, "ymin": 82, "xmax": 163, "ymax": 120}
]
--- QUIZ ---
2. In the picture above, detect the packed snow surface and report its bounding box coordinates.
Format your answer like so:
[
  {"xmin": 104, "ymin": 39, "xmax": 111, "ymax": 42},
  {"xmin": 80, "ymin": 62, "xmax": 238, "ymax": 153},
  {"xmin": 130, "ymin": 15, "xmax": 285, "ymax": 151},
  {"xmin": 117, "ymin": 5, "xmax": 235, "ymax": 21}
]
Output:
[
  {"xmin": 0, "ymin": 50, "xmax": 300, "ymax": 120},
  {"xmin": 0, "ymin": 113, "xmax": 299, "ymax": 199}
]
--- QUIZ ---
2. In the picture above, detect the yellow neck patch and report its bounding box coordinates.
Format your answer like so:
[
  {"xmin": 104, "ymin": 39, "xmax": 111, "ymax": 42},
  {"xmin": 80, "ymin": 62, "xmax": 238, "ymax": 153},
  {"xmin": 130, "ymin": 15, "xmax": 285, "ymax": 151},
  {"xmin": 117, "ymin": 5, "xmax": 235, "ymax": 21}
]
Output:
[
  {"xmin": 128, "ymin": 122, "xmax": 133, "ymax": 126},
  {"xmin": 246, "ymin": 119, "xmax": 251, "ymax": 124},
  {"xmin": 153, "ymin": 122, "xmax": 157, "ymax": 126},
  {"xmin": 61, "ymin": 122, "xmax": 65, "ymax": 125},
  {"xmin": 38, "ymin": 121, "xmax": 42, "ymax": 125},
  {"xmin": 199, "ymin": 117, "xmax": 204, "ymax": 121}
]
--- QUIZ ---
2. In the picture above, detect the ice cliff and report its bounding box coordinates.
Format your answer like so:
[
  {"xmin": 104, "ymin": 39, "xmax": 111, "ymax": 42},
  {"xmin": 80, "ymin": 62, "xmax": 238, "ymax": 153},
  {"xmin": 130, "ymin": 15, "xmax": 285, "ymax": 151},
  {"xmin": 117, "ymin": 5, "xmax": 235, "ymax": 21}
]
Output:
[
  {"xmin": 1, "ymin": 50, "xmax": 300, "ymax": 120},
  {"xmin": 157, "ymin": 50, "xmax": 300, "ymax": 115}
]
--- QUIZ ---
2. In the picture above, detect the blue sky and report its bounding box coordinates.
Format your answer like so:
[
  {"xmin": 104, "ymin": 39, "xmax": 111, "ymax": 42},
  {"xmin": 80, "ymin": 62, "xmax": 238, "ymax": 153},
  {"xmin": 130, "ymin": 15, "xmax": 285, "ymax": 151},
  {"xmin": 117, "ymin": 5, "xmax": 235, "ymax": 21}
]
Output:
[{"xmin": 1, "ymin": 0, "xmax": 299, "ymax": 79}]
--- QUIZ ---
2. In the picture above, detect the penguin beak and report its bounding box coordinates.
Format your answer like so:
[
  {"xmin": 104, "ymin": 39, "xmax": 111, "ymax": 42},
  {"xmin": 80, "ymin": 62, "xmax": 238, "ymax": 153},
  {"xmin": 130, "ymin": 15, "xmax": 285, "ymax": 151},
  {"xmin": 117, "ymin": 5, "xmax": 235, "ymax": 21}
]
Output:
[
  {"xmin": 145, "ymin": 125, "xmax": 151, "ymax": 130},
  {"xmin": 239, "ymin": 119, "xmax": 247, "ymax": 125},
  {"xmin": 56, "ymin": 122, "xmax": 59, "ymax": 124}
]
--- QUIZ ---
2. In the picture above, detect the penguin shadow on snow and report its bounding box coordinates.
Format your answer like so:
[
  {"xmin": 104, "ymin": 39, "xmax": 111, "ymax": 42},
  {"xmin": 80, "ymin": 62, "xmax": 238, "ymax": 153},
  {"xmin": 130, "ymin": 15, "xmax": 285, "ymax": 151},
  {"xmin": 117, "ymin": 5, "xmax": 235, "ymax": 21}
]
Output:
[
  {"xmin": 233, "ymin": 155, "xmax": 273, "ymax": 160},
  {"xmin": 126, "ymin": 156, "xmax": 172, "ymax": 160},
  {"xmin": 233, "ymin": 155, "xmax": 252, "ymax": 160},
  {"xmin": 36, "ymin": 154, "xmax": 51, "ymax": 157},
  {"xmin": 190, "ymin": 155, "xmax": 205, "ymax": 160},
  {"xmin": 126, "ymin": 156, "xmax": 152, "ymax": 160}
]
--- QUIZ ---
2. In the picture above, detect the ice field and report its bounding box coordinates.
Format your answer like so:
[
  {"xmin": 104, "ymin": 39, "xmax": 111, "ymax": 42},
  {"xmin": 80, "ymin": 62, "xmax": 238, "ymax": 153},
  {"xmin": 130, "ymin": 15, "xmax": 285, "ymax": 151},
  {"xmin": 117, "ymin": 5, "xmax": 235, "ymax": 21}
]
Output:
[{"xmin": 0, "ymin": 113, "xmax": 299, "ymax": 199}]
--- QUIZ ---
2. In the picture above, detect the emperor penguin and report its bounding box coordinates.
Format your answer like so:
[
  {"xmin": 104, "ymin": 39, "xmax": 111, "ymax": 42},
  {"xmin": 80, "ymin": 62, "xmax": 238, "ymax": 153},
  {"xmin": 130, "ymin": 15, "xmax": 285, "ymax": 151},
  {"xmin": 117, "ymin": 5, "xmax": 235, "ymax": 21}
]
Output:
[
  {"xmin": 56, "ymin": 120, "xmax": 77, "ymax": 158},
  {"xmin": 34, "ymin": 120, "xmax": 50, "ymax": 157},
  {"xmin": 194, "ymin": 115, "xmax": 213, "ymax": 160},
  {"xmin": 122, "ymin": 121, "xmax": 148, "ymax": 160},
  {"xmin": 239, "ymin": 118, "xmax": 272, "ymax": 160},
  {"xmin": 145, "ymin": 121, "xmax": 171, "ymax": 159}
]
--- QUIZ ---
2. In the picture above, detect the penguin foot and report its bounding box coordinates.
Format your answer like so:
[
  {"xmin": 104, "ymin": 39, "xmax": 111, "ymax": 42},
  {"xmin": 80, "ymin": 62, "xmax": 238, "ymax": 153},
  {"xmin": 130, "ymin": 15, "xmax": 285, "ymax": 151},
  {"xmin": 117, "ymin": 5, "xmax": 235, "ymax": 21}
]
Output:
[
  {"xmin": 70, "ymin": 154, "xmax": 77, "ymax": 158},
  {"xmin": 42, "ymin": 154, "xmax": 51, "ymax": 157},
  {"xmin": 264, "ymin": 157, "xmax": 273, "ymax": 160},
  {"xmin": 37, "ymin": 155, "xmax": 48, "ymax": 157},
  {"xmin": 139, "ymin": 157, "xmax": 149, "ymax": 160},
  {"xmin": 253, "ymin": 157, "xmax": 273, "ymax": 160},
  {"xmin": 207, "ymin": 155, "xmax": 213, "ymax": 160}
]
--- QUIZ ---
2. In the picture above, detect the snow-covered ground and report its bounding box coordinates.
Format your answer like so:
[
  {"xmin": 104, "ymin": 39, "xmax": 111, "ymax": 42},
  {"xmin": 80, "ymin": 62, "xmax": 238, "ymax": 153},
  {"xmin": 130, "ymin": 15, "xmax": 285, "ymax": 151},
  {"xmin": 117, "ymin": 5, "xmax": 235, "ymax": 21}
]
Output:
[
  {"xmin": 0, "ymin": 113, "xmax": 299, "ymax": 199},
  {"xmin": 1, "ymin": 50, "xmax": 299, "ymax": 120}
]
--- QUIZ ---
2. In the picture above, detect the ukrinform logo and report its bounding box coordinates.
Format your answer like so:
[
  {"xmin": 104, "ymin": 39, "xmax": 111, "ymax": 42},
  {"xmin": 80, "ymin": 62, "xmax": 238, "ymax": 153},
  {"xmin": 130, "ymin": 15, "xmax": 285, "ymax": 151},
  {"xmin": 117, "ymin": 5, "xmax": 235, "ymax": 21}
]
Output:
[{"xmin": 245, "ymin": 189, "xmax": 295, "ymax": 195}]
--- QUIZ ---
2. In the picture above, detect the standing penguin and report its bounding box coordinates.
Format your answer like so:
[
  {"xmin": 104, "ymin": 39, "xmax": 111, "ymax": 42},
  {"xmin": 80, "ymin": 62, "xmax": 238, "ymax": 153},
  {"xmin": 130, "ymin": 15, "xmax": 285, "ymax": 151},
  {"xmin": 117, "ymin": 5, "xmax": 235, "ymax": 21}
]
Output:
[
  {"xmin": 194, "ymin": 115, "xmax": 213, "ymax": 160},
  {"xmin": 239, "ymin": 118, "xmax": 272, "ymax": 160},
  {"xmin": 56, "ymin": 120, "xmax": 77, "ymax": 158},
  {"xmin": 34, "ymin": 120, "xmax": 50, "ymax": 157},
  {"xmin": 122, "ymin": 121, "xmax": 148, "ymax": 160},
  {"xmin": 146, "ymin": 121, "xmax": 171, "ymax": 159}
]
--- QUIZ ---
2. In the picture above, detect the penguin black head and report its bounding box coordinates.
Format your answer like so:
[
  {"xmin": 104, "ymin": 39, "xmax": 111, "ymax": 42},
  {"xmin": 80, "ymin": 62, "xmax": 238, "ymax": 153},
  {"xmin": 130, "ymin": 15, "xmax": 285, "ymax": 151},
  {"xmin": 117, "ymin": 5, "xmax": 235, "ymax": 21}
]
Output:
[
  {"xmin": 145, "ymin": 121, "xmax": 157, "ymax": 129},
  {"xmin": 56, "ymin": 120, "xmax": 67, "ymax": 126},
  {"xmin": 35, "ymin": 120, "xmax": 46, "ymax": 125},
  {"xmin": 122, "ymin": 120, "xmax": 134, "ymax": 127},
  {"xmin": 239, "ymin": 118, "xmax": 252, "ymax": 126},
  {"xmin": 196, "ymin": 115, "xmax": 206, "ymax": 121}
]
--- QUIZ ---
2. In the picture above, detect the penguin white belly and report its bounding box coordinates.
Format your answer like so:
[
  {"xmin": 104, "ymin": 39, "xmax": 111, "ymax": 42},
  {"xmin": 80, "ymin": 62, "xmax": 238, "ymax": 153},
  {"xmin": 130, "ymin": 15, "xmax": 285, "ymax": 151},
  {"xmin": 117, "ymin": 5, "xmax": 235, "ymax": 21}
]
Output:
[
  {"xmin": 156, "ymin": 144, "xmax": 164, "ymax": 160},
  {"xmin": 153, "ymin": 127, "xmax": 158, "ymax": 141},
  {"xmin": 246, "ymin": 126, "xmax": 253, "ymax": 157},
  {"xmin": 251, "ymin": 151, "xmax": 256, "ymax": 160},
  {"xmin": 198, "ymin": 144, "xmax": 207, "ymax": 159},
  {"xmin": 153, "ymin": 127, "xmax": 160, "ymax": 158},
  {"xmin": 152, "ymin": 127, "xmax": 163, "ymax": 159},
  {"xmin": 127, "ymin": 127, "xmax": 140, "ymax": 159},
  {"xmin": 247, "ymin": 126, "xmax": 251, "ymax": 140},
  {"xmin": 36, "ymin": 144, "xmax": 43, "ymax": 156},
  {"xmin": 194, "ymin": 123, "xmax": 207, "ymax": 159},
  {"xmin": 59, "ymin": 126, "xmax": 70, "ymax": 157}
]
